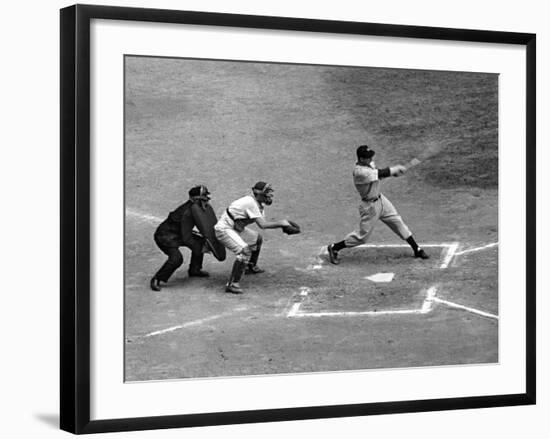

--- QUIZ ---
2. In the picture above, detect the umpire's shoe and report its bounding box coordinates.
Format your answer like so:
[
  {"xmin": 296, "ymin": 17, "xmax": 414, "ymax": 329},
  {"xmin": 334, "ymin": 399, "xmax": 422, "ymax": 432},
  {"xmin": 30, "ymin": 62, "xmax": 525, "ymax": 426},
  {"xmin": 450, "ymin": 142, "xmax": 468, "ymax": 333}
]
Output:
[
  {"xmin": 150, "ymin": 277, "xmax": 162, "ymax": 291},
  {"xmin": 327, "ymin": 244, "xmax": 340, "ymax": 265},
  {"xmin": 414, "ymin": 248, "xmax": 430, "ymax": 259},
  {"xmin": 188, "ymin": 269, "xmax": 210, "ymax": 277}
]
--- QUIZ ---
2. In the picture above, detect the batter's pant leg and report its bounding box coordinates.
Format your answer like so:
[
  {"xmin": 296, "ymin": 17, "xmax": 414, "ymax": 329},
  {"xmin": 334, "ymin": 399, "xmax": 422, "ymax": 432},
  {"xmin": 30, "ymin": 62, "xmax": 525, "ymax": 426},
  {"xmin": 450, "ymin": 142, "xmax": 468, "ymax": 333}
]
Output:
[
  {"xmin": 378, "ymin": 195, "xmax": 412, "ymax": 240},
  {"xmin": 344, "ymin": 199, "xmax": 381, "ymax": 247},
  {"xmin": 154, "ymin": 245, "xmax": 184, "ymax": 282}
]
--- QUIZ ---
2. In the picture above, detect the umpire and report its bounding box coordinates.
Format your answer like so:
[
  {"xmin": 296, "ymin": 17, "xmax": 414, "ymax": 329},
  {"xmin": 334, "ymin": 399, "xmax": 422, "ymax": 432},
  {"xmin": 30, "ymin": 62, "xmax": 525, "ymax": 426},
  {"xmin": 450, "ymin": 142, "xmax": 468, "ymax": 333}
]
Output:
[{"xmin": 150, "ymin": 185, "xmax": 211, "ymax": 291}]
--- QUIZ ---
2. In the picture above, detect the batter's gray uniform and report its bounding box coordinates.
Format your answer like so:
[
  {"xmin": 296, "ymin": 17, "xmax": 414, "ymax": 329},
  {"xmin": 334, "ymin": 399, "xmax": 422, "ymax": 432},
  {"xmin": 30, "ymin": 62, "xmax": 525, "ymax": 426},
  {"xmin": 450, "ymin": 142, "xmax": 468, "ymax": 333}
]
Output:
[{"xmin": 344, "ymin": 163, "xmax": 412, "ymax": 247}]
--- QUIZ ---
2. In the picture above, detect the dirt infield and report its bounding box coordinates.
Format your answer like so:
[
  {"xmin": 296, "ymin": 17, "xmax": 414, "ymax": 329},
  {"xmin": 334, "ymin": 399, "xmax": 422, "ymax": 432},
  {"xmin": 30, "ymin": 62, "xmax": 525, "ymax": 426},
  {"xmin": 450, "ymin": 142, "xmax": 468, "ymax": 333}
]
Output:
[{"xmin": 124, "ymin": 56, "xmax": 498, "ymax": 381}]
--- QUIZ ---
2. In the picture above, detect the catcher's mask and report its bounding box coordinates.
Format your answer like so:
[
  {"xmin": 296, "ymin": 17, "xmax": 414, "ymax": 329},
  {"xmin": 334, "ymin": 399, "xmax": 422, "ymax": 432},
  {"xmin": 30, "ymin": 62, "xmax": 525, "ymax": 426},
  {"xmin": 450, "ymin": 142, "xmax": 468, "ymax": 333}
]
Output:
[
  {"xmin": 252, "ymin": 181, "xmax": 273, "ymax": 206},
  {"xmin": 189, "ymin": 185, "xmax": 211, "ymax": 209}
]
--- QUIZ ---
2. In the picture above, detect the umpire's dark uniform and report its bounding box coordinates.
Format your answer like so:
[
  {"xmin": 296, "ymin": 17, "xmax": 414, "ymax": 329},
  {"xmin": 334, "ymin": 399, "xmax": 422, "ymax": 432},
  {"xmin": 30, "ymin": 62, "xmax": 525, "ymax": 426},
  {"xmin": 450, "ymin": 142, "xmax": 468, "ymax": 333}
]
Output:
[{"xmin": 151, "ymin": 187, "xmax": 211, "ymax": 291}]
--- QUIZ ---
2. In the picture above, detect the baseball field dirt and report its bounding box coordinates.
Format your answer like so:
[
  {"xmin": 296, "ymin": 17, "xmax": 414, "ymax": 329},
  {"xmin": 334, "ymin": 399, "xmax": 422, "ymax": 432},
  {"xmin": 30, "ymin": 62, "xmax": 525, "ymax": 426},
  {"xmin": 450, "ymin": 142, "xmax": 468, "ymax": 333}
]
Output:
[{"xmin": 124, "ymin": 56, "xmax": 498, "ymax": 381}]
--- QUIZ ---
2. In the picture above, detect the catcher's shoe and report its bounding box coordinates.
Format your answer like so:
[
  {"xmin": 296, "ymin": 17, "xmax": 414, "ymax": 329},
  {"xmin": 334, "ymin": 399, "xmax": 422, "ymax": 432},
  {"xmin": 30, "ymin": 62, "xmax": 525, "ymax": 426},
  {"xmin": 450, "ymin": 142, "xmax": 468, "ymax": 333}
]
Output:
[
  {"xmin": 225, "ymin": 282, "xmax": 243, "ymax": 294},
  {"xmin": 327, "ymin": 244, "xmax": 340, "ymax": 265},
  {"xmin": 188, "ymin": 269, "xmax": 210, "ymax": 277},
  {"xmin": 150, "ymin": 277, "xmax": 162, "ymax": 292},
  {"xmin": 245, "ymin": 265, "xmax": 265, "ymax": 275},
  {"xmin": 414, "ymin": 249, "xmax": 430, "ymax": 259}
]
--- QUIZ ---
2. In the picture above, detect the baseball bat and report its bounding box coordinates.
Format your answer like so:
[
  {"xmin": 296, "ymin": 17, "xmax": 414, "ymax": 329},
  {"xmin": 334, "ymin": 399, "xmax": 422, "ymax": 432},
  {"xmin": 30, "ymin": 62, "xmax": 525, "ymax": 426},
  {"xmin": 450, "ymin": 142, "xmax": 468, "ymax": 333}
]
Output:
[{"xmin": 405, "ymin": 157, "xmax": 421, "ymax": 169}]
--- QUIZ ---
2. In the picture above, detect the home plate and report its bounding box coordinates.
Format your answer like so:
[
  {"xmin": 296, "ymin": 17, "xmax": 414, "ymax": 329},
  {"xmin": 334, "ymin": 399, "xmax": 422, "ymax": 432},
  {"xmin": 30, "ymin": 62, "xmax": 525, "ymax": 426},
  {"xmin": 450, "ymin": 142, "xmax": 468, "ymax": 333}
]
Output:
[{"xmin": 365, "ymin": 272, "xmax": 395, "ymax": 283}]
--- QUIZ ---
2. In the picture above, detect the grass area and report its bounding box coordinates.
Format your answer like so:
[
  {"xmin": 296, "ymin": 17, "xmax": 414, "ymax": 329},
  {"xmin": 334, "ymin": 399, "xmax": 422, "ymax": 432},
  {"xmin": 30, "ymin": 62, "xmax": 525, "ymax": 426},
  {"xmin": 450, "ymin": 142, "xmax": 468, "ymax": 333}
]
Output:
[{"xmin": 323, "ymin": 67, "xmax": 498, "ymax": 188}]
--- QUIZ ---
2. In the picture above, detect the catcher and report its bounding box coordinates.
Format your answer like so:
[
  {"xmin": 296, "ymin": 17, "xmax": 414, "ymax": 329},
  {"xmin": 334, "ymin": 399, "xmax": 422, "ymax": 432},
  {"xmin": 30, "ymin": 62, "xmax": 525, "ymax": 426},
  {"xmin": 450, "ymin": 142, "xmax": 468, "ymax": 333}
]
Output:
[{"xmin": 214, "ymin": 181, "xmax": 300, "ymax": 294}]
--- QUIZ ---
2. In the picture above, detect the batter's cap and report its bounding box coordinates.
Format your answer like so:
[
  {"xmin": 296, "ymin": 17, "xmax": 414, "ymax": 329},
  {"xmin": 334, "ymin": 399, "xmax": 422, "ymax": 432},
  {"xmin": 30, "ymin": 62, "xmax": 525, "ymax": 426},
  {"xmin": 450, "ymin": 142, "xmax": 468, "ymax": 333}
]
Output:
[
  {"xmin": 356, "ymin": 144, "xmax": 375, "ymax": 159},
  {"xmin": 252, "ymin": 181, "xmax": 273, "ymax": 193}
]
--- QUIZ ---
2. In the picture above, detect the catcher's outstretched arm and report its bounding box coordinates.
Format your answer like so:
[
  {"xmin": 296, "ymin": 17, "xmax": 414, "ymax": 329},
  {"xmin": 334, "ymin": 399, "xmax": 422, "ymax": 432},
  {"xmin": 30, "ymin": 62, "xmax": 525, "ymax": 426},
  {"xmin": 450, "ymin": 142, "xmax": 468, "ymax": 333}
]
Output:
[
  {"xmin": 255, "ymin": 217, "xmax": 289, "ymax": 230},
  {"xmin": 282, "ymin": 220, "xmax": 301, "ymax": 235}
]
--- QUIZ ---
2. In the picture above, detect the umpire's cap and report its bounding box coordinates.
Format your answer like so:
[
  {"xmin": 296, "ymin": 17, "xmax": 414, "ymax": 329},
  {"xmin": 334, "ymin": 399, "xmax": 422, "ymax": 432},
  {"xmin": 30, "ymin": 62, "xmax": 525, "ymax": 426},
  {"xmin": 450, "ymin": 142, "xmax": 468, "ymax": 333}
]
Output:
[
  {"xmin": 356, "ymin": 144, "xmax": 375, "ymax": 160},
  {"xmin": 188, "ymin": 184, "xmax": 210, "ymax": 198}
]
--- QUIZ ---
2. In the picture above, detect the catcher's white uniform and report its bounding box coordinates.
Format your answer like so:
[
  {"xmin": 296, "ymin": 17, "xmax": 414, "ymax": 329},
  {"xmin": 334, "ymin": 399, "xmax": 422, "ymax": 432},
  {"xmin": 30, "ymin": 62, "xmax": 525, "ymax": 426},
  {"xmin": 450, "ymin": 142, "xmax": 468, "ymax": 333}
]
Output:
[{"xmin": 214, "ymin": 194, "xmax": 263, "ymax": 256}]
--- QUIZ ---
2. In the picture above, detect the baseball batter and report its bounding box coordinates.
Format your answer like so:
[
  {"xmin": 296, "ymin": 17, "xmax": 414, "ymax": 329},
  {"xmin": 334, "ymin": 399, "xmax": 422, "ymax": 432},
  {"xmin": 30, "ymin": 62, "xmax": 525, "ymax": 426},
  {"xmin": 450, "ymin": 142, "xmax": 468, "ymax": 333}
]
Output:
[
  {"xmin": 327, "ymin": 144, "xmax": 429, "ymax": 264},
  {"xmin": 215, "ymin": 182, "xmax": 292, "ymax": 294}
]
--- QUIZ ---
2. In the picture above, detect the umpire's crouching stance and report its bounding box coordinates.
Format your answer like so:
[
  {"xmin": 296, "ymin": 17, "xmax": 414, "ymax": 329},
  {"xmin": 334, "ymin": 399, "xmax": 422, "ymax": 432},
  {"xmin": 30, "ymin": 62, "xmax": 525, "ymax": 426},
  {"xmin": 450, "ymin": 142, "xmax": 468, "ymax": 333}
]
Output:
[{"xmin": 150, "ymin": 185, "xmax": 213, "ymax": 291}]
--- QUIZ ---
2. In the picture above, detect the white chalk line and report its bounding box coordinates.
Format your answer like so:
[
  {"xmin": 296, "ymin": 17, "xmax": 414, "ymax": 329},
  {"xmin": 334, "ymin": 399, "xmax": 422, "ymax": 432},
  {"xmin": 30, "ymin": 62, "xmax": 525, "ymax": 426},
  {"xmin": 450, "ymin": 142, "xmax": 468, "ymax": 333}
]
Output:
[
  {"xmin": 126, "ymin": 208, "xmax": 162, "ymax": 224},
  {"xmin": 287, "ymin": 287, "xmax": 311, "ymax": 317},
  {"xmin": 421, "ymin": 286, "xmax": 438, "ymax": 313},
  {"xmin": 309, "ymin": 243, "xmax": 454, "ymax": 272},
  {"xmin": 287, "ymin": 303, "xmax": 301, "ymax": 317},
  {"xmin": 136, "ymin": 306, "xmax": 249, "ymax": 339},
  {"xmin": 305, "ymin": 246, "xmax": 327, "ymax": 271},
  {"xmin": 291, "ymin": 241, "xmax": 497, "ymax": 320},
  {"xmin": 292, "ymin": 309, "xmax": 424, "ymax": 317},
  {"xmin": 433, "ymin": 298, "xmax": 498, "ymax": 320},
  {"xmin": 440, "ymin": 242, "xmax": 459, "ymax": 269},
  {"xmin": 288, "ymin": 286, "xmax": 438, "ymax": 318},
  {"xmin": 294, "ymin": 244, "xmax": 453, "ymax": 316},
  {"xmin": 126, "ymin": 210, "xmax": 496, "ymax": 320},
  {"xmin": 454, "ymin": 242, "xmax": 498, "ymax": 256},
  {"xmin": 319, "ymin": 243, "xmax": 455, "ymax": 255},
  {"xmin": 355, "ymin": 243, "xmax": 454, "ymax": 249},
  {"xmin": 287, "ymin": 285, "xmax": 497, "ymax": 320}
]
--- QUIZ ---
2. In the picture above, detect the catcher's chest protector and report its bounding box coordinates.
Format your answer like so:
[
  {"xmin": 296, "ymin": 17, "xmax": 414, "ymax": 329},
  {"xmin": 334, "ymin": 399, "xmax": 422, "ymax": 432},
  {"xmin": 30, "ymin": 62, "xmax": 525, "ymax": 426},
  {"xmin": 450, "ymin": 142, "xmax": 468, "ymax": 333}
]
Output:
[{"xmin": 190, "ymin": 203, "xmax": 226, "ymax": 261}]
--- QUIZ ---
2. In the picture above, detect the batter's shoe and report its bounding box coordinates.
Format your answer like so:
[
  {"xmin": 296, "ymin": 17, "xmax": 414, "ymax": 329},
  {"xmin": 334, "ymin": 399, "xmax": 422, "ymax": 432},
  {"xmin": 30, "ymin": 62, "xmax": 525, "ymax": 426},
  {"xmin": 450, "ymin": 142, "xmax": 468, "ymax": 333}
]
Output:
[
  {"xmin": 188, "ymin": 269, "xmax": 210, "ymax": 277},
  {"xmin": 245, "ymin": 265, "xmax": 265, "ymax": 275},
  {"xmin": 414, "ymin": 249, "xmax": 429, "ymax": 259},
  {"xmin": 327, "ymin": 244, "xmax": 340, "ymax": 265},
  {"xmin": 150, "ymin": 277, "xmax": 162, "ymax": 291},
  {"xmin": 225, "ymin": 282, "xmax": 243, "ymax": 294}
]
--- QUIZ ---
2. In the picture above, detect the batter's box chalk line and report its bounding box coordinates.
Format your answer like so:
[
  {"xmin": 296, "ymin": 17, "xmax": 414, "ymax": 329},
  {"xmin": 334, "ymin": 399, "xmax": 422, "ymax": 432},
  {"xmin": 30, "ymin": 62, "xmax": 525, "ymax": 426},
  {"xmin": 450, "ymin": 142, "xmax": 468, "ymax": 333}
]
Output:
[
  {"xmin": 128, "ymin": 306, "xmax": 250, "ymax": 341},
  {"xmin": 126, "ymin": 208, "xmax": 163, "ymax": 224},
  {"xmin": 287, "ymin": 286, "xmax": 438, "ymax": 318},
  {"xmin": 125, "ymin": 211, "xmax": 499, "ymax": 320},
  {"xmin": 310, "ymin": 242, "xmax": 457, "ymax": 271},
  {"xmin": 289, "ymin": 241, "xmax": 498, "ymax": 320}
]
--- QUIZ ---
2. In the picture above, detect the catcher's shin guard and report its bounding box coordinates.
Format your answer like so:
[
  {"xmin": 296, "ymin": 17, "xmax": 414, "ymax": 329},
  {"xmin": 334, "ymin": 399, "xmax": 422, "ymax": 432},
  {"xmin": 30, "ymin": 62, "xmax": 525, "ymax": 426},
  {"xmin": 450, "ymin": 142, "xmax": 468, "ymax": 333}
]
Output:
[
  {"xmin": 226, "ymin": 259, "xmax": 246, "ymax": 294},
  {"xmin": 247, "ymin": 235, "xmax": 263, "ymax": 272},
  {"xmin": 229, "ymin": 259, "xmax": 246, "ymax": 283}
]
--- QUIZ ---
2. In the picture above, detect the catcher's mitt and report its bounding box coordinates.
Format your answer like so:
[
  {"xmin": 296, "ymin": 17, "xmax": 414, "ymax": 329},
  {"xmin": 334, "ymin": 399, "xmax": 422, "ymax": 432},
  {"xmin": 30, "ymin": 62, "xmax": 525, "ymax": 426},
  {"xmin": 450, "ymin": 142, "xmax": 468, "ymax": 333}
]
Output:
[{"xmin": 282, "ymin": 220, "xmax": 301, "ymax": 235}]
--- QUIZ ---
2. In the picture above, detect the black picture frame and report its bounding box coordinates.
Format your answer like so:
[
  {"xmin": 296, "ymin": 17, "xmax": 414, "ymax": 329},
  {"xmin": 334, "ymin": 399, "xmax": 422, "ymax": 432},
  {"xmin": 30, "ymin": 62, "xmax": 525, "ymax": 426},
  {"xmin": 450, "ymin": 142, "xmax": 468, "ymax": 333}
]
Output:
[{"xmin": 60, "ymin": 4, "xmax": 536, "ymax": 434}]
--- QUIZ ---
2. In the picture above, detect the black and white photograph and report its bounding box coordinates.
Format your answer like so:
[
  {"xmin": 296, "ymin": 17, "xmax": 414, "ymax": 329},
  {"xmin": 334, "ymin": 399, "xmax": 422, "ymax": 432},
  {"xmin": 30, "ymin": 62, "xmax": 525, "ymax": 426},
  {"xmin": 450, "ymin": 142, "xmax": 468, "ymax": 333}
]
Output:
[
  {"xmin": 124, "ymin": 56, "xmax": 499, "ymax": 381},
  {"xmin": 3, "ymin": 0, "xmax": 546, "ymax": 438}
]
